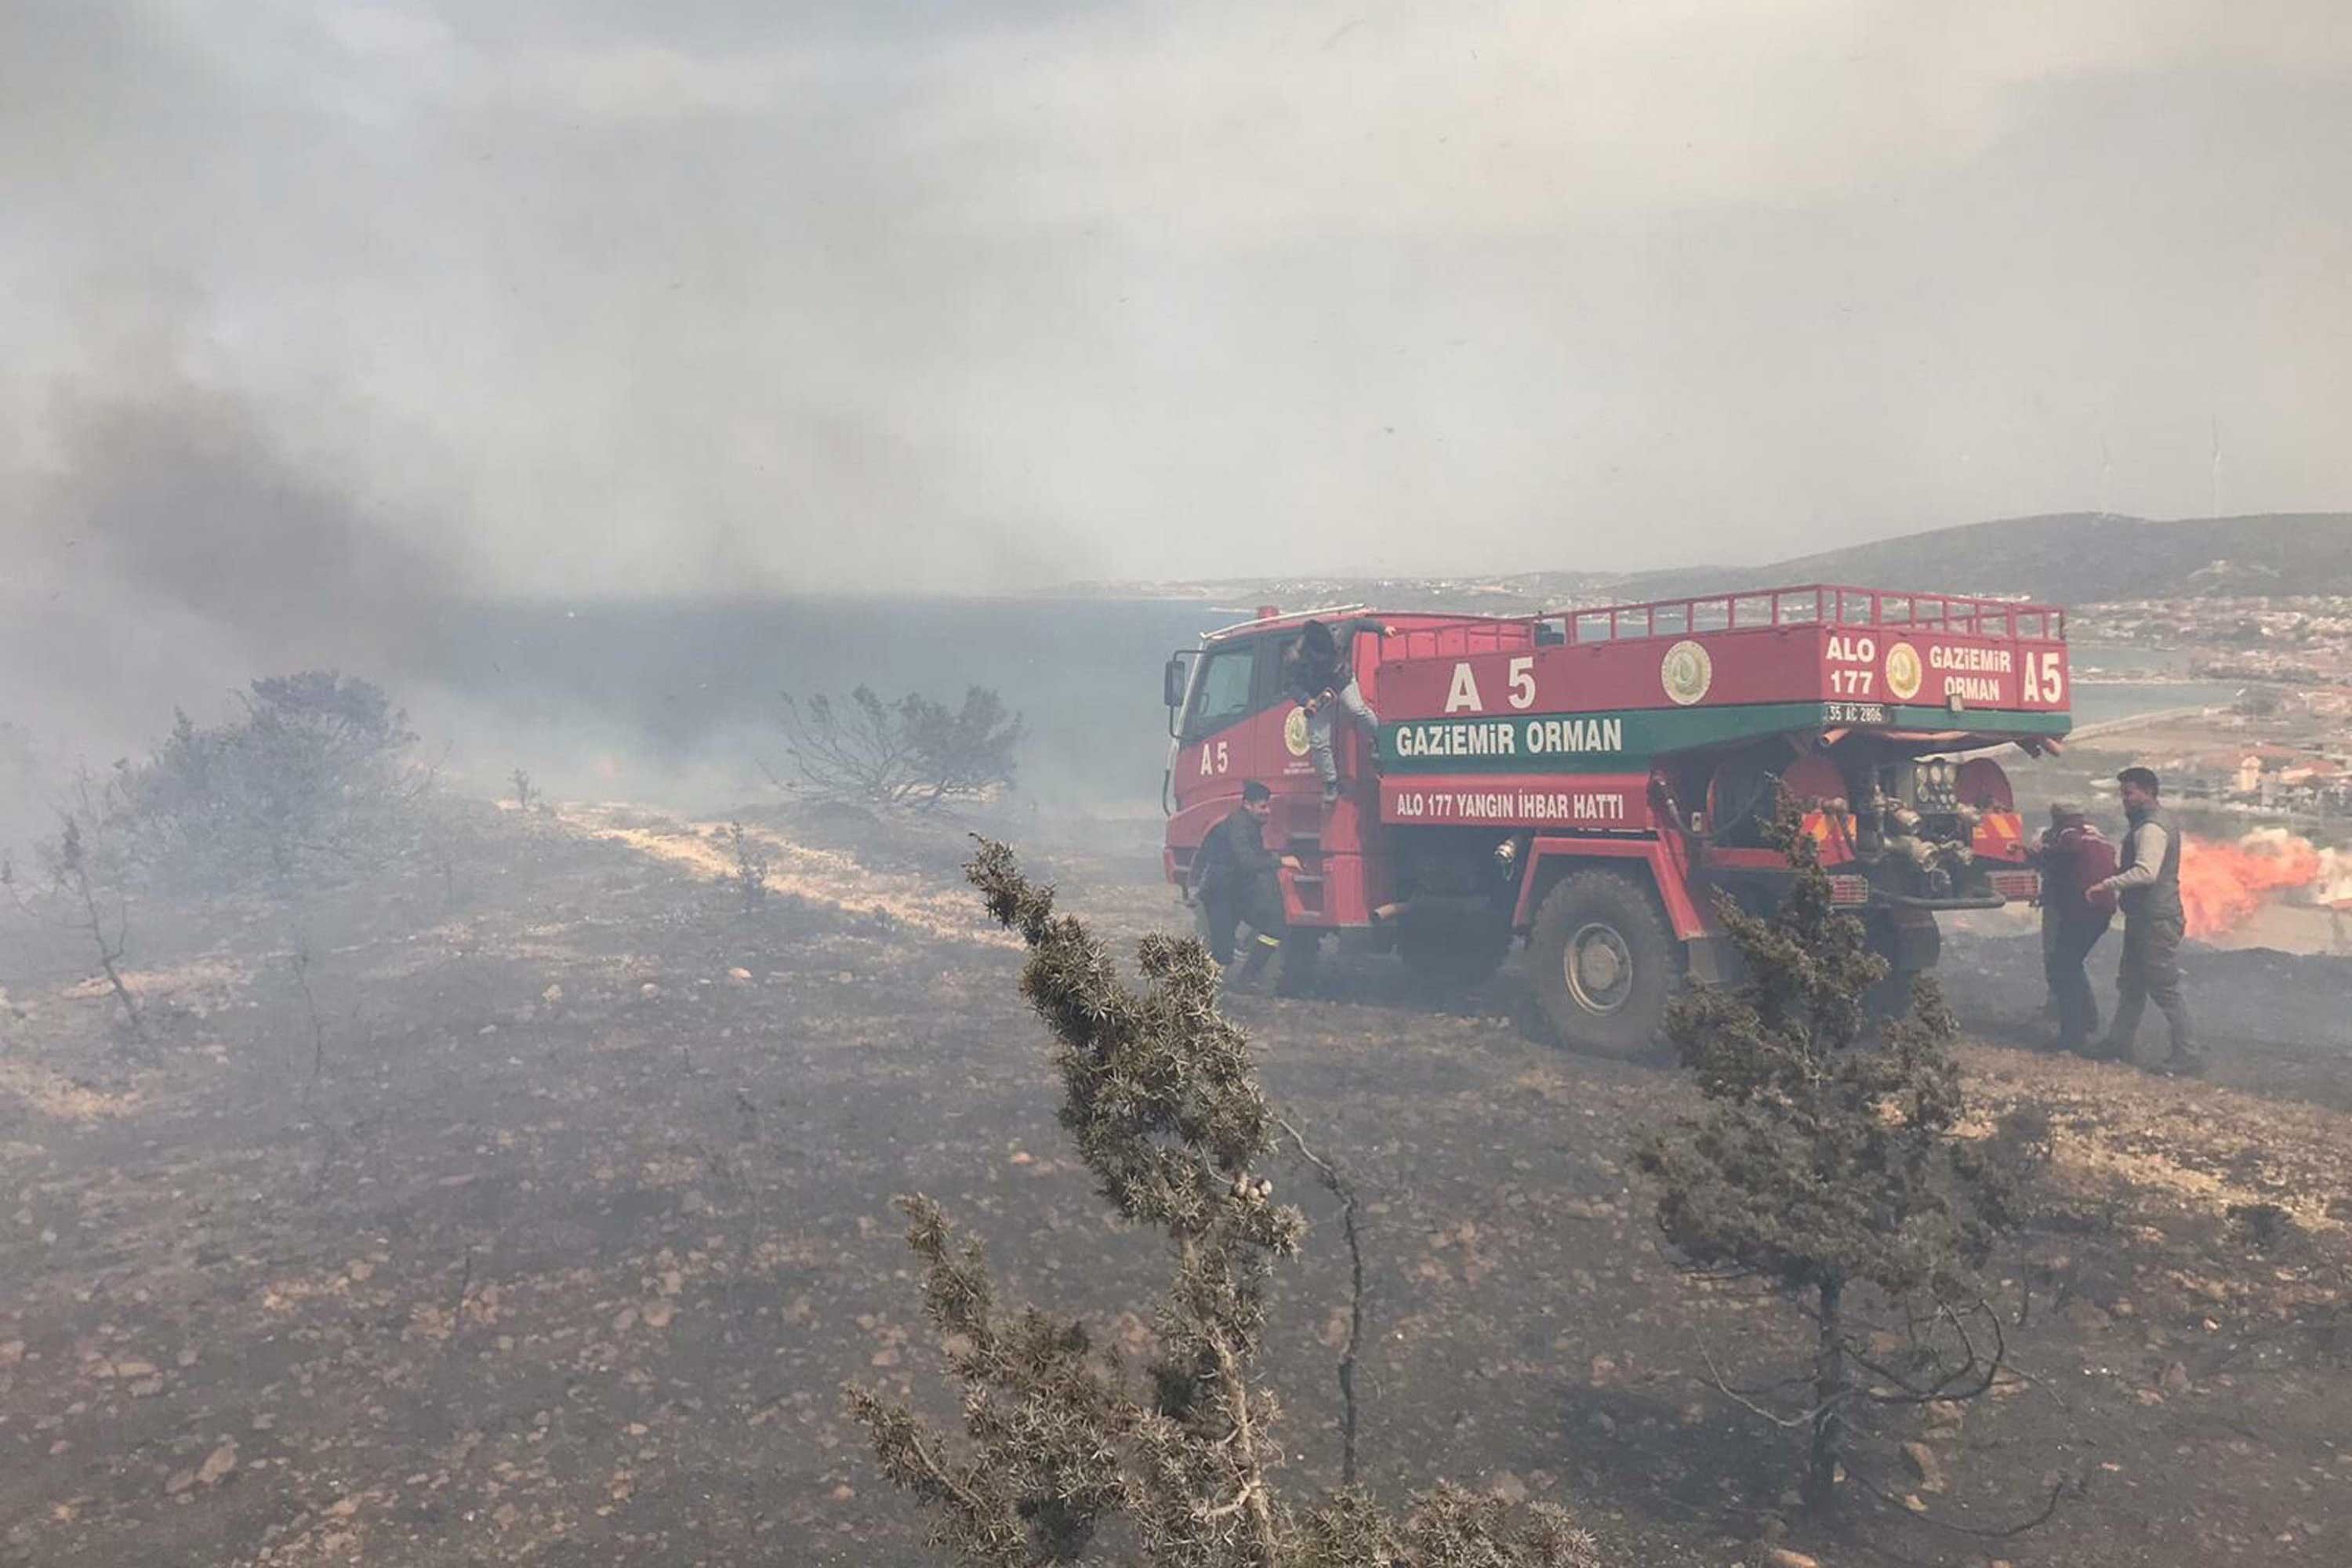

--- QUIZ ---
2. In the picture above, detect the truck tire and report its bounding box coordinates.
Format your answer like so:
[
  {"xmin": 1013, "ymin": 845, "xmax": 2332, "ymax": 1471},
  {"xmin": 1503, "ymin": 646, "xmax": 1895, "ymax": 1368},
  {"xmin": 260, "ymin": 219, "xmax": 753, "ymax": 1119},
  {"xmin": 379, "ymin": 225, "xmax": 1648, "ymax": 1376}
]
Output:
[
  {"xmin": 1528, "ymin": 869, "xmax": 1679, "ymax": 1059},
  {"xmin": 1276, "ymin": 927, "xmax": 1323, "ymax": 996},
  {"xmin": 1395, "ymin": 912, "xmax": 1508, "ymax": 996}
]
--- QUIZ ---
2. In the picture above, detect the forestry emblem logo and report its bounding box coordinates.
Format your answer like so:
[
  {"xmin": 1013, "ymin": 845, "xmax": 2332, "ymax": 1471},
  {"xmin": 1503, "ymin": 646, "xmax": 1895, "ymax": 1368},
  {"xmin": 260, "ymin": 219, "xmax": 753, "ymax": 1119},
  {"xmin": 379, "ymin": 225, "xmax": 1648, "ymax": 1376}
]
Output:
[
  {"xmin": 1884, "ymin": 641, "xmax": 1924, "ymax": 702},
  {"xmin": 1283, "ymin": 706, "xmax": 1312, "ymax": 757},
  {"xmin": 1660, "ymin": 640, "xmax": 1713, "ymax": 706}
]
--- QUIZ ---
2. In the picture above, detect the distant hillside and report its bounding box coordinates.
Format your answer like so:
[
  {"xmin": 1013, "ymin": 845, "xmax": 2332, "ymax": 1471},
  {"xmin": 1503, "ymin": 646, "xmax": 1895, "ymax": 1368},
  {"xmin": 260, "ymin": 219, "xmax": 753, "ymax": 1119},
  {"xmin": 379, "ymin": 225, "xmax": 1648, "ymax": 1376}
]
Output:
[
  {"xmin": 1615, "ymin": 513, "xmax": 2352, "ymax": 606},
  {"xmin": 1065, "ymin": 511, "xmax": 2352, "ymax": 615}
]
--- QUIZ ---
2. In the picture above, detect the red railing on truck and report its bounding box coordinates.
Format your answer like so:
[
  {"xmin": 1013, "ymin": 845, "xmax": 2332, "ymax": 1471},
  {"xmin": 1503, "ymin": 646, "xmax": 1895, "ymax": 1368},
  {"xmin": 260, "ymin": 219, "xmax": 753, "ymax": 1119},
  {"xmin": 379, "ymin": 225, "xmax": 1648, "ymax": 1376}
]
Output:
[
  {"xmin": 1373, "ymin": 583, "xmax": 2071, "ymax": 730},
  {"xmin": 1524, "ymin": 584, "xmax": 2067, "ymax": 646}
]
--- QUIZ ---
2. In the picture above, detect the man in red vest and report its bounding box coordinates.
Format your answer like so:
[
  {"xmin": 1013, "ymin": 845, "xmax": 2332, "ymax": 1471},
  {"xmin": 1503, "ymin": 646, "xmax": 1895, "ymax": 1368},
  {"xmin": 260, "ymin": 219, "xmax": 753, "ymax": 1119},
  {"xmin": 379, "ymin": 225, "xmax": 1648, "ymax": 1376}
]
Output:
[{"xmin": 2030, "ymin": 800, "xmax": 2118, "ymax": 1055}]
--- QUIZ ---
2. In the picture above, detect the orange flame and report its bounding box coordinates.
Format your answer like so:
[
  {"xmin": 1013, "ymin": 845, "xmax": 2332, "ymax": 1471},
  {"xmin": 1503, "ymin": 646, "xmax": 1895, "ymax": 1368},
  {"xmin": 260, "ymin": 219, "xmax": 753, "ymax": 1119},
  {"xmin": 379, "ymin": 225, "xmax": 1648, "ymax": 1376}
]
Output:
[{"xmin": 2179, "ymin": 829, "xmax": 2323, "ymax": 938}]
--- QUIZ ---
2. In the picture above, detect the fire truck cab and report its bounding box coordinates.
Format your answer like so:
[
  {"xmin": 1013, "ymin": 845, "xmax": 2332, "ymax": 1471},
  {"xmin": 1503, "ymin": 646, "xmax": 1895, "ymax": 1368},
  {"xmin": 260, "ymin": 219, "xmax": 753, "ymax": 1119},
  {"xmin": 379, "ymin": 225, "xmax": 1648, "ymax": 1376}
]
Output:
[{"xmin": 1163, "ymin": 585, "xmax": 2071, "ymax": 1057}]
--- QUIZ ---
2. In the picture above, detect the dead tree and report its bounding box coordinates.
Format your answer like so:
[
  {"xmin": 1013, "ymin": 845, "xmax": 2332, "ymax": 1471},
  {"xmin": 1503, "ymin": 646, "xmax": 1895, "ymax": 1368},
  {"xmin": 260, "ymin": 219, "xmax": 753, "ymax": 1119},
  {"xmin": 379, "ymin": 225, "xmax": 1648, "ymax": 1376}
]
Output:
[
  {"xmin": 898, "ymin": 687, "xmax": 1025, "ymax": 810},
  {"xmin": 4, "ymin": 773, "xmax": 146, "ymax": 1045},
  {"xmin": 1634, "ymin": 800, "xmax": 2032, "ymax": 1521},
  {"xmin": 848, "ymin": 840, "xmax": 1606, "ymax": 1567}
]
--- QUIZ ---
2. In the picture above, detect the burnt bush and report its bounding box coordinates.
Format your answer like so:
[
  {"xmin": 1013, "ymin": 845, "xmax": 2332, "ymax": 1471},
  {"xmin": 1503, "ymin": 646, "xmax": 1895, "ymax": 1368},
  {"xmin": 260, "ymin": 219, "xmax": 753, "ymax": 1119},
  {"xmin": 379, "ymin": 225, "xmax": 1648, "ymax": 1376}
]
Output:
[
  {"xmin": 116, "ymin": 671, "xmax": 429, "ymax": 891},
  {"xmin": 773, "ymin": 684, "xmax": 1023, "ymax": 811}
]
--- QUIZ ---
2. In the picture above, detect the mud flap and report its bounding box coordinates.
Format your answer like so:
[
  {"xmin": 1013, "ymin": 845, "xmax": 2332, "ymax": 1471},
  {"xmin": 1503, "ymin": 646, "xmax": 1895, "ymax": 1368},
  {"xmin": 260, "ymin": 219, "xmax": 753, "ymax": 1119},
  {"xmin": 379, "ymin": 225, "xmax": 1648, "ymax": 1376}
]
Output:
[
  {"xmin": 1682, "ymin": 935, "xmax": 1744, "ymax": 988},
  {"xmin": 1866, "ymin": 907, "xmax": 1941, "ymax": 1018},
  {"xmin": 1873, "ymin": 907, "xmax": 1942, "ymax": 973}
]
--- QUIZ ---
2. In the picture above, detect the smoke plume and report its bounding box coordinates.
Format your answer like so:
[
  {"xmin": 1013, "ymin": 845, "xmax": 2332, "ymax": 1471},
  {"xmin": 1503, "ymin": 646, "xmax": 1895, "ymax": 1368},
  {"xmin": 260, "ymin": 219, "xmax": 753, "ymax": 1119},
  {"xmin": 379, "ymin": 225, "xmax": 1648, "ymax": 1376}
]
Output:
[{"xmin": 0, "ymin": 373, "xmax": 459, "ymax": 750}]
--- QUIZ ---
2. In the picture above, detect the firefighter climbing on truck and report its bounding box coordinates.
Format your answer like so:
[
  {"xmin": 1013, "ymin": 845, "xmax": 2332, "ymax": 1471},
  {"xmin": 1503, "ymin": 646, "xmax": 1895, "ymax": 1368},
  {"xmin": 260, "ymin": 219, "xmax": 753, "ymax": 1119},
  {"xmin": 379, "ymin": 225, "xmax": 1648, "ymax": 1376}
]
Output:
[
  {"xmin": 1284, "ymin": 619, "xmax": 1385, "ymax": 806},
  {"xmin": 1162, "ymin": 584, "xmax": 2070, "ymax": 1057}
]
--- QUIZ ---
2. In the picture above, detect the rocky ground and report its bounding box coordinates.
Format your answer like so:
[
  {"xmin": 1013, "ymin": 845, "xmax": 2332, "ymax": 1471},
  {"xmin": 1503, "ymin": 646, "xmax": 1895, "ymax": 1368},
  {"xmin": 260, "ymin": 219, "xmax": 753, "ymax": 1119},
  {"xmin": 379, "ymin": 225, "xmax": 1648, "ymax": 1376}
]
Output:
[{"xmin": 5, "ymin": 800, "xmax": 2352, "ymax": 1566}]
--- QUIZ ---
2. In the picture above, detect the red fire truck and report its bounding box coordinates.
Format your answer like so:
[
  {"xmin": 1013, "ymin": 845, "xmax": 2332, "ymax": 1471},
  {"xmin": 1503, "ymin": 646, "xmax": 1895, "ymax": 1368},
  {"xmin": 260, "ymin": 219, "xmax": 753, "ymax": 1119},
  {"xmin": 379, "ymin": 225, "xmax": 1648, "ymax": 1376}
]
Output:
[{"xmin": 1163, "ymin": 584, "xmax": 2070, "ymax": 1056}]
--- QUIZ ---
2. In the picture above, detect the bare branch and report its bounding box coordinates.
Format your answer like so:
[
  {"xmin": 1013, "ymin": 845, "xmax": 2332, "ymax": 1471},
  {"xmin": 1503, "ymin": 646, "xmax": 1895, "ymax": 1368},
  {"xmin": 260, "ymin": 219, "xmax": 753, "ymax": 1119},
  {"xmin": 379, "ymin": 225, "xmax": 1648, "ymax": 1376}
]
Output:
[
  {"xmin": 1849, "ymin": 1467, "xmax": 2069, "ymax": 1541},
  {"xmin": 1275, "ymin": 1114, "xmax": 1367, "ymax": 1488},
  {"xmin": 1697, "ymin": 1336, "xmax": 1849, "ymax": 1431},
  {"xmin": 1849, "ymin": 1301, "xmax": 2004, "ymax": 1407}
]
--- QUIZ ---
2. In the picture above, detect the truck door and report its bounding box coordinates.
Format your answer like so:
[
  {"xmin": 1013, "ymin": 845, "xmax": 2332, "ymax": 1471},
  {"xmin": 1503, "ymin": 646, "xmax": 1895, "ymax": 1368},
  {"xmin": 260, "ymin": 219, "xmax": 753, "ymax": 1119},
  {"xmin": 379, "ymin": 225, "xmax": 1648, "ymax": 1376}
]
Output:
[
  {"xmin": 1167, "ymin": 637, "xmax": 1272, "ymax": 887},
  {"xmin": 1174, "ymin": 638, "xmax": 1264, "ymax": 806}
]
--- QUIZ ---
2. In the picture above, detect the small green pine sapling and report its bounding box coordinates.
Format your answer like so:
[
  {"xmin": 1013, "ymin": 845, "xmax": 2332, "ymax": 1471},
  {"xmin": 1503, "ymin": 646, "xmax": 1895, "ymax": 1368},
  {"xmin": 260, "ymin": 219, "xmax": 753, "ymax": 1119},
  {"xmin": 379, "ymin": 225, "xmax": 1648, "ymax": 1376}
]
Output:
[
  {"xmin": 849, "ymin": 840, "xmax": 1607, "ymax": 1567},
  {"xmin": 726, "ymin": 821, "xmax": 770, "ymax": 912},
  {"xmin": 1634, "ymin": 797, "xmax": 2037, "ymax": 1523}
]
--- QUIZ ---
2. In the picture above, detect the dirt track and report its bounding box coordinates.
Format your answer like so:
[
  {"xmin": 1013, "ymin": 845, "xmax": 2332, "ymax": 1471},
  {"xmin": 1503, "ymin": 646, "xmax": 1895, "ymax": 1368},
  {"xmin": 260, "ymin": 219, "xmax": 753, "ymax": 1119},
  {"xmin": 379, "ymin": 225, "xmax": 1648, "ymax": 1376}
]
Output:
[{"xmin": 6, "ymin": 802, "xmax": 2352, "ymax": 1566}]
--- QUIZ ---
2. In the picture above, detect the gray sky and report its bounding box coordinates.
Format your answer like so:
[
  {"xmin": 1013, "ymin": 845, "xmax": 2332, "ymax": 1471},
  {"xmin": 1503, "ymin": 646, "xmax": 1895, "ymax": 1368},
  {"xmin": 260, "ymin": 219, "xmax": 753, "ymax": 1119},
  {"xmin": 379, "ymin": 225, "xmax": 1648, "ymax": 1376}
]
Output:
[{"xmin": 5, "ymin": 0, "xmax": 2349, "ymax": 598}]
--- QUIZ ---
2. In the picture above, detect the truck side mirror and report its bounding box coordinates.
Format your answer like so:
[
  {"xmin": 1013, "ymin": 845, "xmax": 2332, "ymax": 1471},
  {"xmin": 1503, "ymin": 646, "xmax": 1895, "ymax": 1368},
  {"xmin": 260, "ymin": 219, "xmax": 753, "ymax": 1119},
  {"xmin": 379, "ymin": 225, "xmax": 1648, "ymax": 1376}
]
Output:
[{"xmin": 1163, "ymin": 656, "xmax": 1189, "ymax": 709}]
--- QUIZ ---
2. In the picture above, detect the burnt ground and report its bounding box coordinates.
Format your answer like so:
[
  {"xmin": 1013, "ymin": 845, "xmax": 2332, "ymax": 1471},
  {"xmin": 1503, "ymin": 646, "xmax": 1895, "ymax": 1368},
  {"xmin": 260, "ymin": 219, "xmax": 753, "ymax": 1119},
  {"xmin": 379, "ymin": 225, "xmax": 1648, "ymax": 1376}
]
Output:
[{"xmin": 6, "ymin": 802, "xmax": 2352, "ymax": 1567}]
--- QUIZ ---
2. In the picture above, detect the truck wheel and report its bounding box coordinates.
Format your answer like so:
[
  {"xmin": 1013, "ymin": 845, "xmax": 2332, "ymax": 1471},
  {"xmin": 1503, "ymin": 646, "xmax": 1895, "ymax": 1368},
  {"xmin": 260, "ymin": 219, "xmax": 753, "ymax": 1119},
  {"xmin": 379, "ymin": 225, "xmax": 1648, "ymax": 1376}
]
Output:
[
  {"xmin": 1395, "ymin": 913, "xmax": 1508, "ymax": 996},
  {"xmin": 1529, "ymin": 869, "xmax": 1678, "ymax": 1059},
  {"xmin": 1275, "ymin": 927, "xmax": 1323, "ymax": 996}
]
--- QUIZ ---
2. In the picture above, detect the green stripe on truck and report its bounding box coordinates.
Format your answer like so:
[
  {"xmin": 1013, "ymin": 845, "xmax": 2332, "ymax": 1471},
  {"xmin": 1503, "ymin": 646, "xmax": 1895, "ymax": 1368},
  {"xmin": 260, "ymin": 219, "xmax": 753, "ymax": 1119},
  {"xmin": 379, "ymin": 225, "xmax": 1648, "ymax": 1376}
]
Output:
[{"xmin": 1379, "ymin": 702, "xmax": 2069, "ymax": 773}]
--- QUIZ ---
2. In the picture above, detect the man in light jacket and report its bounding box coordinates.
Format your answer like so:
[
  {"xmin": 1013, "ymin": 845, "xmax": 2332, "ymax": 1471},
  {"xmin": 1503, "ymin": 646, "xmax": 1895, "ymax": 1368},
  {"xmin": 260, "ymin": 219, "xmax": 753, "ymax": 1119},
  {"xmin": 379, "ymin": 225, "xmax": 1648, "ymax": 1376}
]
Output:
[{"xmin": 2088, "ymin": 768, "xmax": 2203, "ymax": 1076}]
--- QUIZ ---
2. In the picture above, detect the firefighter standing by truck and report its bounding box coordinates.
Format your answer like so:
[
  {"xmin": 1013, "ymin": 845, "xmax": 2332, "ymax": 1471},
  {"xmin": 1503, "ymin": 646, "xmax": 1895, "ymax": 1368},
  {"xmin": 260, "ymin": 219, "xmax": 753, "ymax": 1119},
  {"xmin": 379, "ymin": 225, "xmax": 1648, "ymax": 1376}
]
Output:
[
  {"xmin": 2089, "ymin": 767, "xmax": 2205, "ymax": 1076},
  {"xmin": 1185, "ymin": 780, "xmax": 1294, "ymax": 978},
  {"xmin": 2031, "ymin": 801, "xmax": 2118, "ymax": 1054}
]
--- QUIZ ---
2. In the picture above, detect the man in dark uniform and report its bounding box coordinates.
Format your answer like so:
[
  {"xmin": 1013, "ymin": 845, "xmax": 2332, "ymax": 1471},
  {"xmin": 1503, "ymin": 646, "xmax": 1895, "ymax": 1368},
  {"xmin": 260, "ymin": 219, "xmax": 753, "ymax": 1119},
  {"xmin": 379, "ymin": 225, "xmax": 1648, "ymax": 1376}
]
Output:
[
  {"xmin": 2089, "ymin": 767, "xmax": 2203, "ymax": 1075},
  {"xmin": 2029, "ymin": 801, "xmax": 2117, "ymax": 1054},
  {"xmin": 1187, "ymin": 781, "xmax": 1291, "ymax": 977}
]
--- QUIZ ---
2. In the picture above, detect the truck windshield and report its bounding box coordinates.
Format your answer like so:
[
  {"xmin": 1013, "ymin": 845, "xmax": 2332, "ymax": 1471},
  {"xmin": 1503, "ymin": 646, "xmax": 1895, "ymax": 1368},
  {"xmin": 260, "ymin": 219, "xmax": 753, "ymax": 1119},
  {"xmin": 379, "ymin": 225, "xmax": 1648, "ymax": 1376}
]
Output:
[{"xmin": 1183, "ymin": 644, "xmax": 1257, "ymax": 740}]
